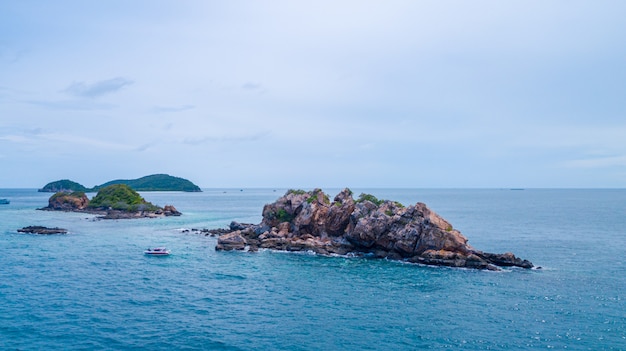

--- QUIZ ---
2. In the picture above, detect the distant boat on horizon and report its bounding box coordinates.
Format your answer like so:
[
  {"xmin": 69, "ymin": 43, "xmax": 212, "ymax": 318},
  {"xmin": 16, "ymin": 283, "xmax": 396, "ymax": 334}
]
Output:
[
  {"xmin": 510, "ymin": 188, "xmax": 525, "ymax": 191},
  {"xmin": 0, "ymin": 199, "xmax": 9, "ymax": 205}
]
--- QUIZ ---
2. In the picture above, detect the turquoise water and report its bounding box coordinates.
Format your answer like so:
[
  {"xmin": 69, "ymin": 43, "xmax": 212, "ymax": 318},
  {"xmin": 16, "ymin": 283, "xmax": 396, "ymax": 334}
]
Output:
[{"xmin": 1, "ymin": 188, "xmax": 624, "ymax": 350}]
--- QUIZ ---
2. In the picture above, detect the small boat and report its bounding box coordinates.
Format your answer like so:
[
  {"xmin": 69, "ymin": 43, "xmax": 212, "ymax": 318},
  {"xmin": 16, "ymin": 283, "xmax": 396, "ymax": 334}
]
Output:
[
  {"xmin": 144, "ymin": 247, "xmax": 170, "ymax": 256},
  {"xmin": 0, "ymin": 199, "xmax": 9, "ymax": 205}
]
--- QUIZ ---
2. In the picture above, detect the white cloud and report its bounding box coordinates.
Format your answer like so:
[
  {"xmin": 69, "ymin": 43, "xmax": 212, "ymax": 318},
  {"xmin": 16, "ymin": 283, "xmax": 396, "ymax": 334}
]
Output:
[
  {"xmin": 151, "ymin": 105, "xmax": 195, "ymax": 113},
  {"xmin": 64, "ymin": 77, "xmax": 133, "ymax": 98},
  {"xmin": 27, "ymin": 99, "xmax": 115, "ymax": 111}
]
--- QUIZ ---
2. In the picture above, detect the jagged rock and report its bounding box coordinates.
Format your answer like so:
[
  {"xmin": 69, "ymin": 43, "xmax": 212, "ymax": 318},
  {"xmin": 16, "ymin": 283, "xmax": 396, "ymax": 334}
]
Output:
[
  {"xmin": 229, "ymin": 221, "xmax": 250, "ymax": 231},
  {"xmin": 326, "ymin": 189, "xmax": 355, "ymax": 236},
  {"xmin": 163, "ymin": 205, "xmax": 182, "ymax": 216},
  {"xmin": 213, "ymin": 188, "xmax": 534, "ymax": 270}
]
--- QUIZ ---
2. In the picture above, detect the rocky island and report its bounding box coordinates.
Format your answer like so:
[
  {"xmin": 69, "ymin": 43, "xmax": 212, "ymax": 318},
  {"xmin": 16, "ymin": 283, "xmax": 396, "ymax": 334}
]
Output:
[
  {"xmin": 39, "ymin": 174, "xmax": 202, "ymax": 192},
  {"xmin": 215, "ymin": 188, "xmax": 533, "ymax": 271},
  {"xmin": 41, "ymin": 184, "xmax": 181, "ymax": 219}
]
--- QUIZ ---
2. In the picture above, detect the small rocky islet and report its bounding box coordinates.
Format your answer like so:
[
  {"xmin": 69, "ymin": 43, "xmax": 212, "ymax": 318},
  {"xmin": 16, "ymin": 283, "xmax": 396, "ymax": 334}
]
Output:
[
  {"xmin": 40, "ymin": 184, "xmax": 181, "ymax": 219},
  {"xmin": 21, "ymin": 184, "xmax": 181, "ymax": 235},
  {"xmin": 214, "ymin": 188, "xmax": 533, "ymax": 271}
]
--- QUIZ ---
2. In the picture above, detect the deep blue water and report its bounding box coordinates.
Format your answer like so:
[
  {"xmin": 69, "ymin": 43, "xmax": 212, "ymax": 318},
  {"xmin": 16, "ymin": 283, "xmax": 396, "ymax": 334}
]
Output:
[{"xmin": 0, "ymin": 188, "xmax": 624, "ymax": 350}]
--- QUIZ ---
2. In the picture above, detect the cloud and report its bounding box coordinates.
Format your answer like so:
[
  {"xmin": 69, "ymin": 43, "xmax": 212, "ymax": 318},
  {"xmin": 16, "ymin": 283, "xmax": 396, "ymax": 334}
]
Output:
[
  {"xmin": 242, "ymin": 82, "xmax": 262, "ymax": 90},
  {"xmin": 151, "ymin": 105, "xmax": 195, "ymax": 113},
  {"xmin": 563, "ymin": 155, "xmax": 626, "ymax": 169},
  {"xmin": 241, "ymin": 82, "xmax": 267, "ymax": 94},
  {"xmin": 0, "ymin": 134, "xmax": 33, "ymax": 143},
  {"xmin": 182, "ymin": 131, "xmax": 270, "ymax": 146},
  {"xmin": 26, "ymin": 99, "xmax": 115, "ymax": 111},
  {"xmin": 64, "ymin": 77, "xmax": 133, "ymax": 98},
  {"xmin": 135, "ymin": 142, "xmax": 156, "ymax": 152},
  {"xmin": 0, "ymin": 45, "xmax": 26, "ymax": 64},
  {"xmin": 0, "ymin": 131, "xmax": 132, "ymax": 151}
]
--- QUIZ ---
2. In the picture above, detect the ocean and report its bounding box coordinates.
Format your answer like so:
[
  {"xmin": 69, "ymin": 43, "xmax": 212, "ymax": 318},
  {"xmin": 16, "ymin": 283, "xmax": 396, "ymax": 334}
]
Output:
[{"xmin": 0, "ymin": 188, "xmax": 624, "ymax": 350}]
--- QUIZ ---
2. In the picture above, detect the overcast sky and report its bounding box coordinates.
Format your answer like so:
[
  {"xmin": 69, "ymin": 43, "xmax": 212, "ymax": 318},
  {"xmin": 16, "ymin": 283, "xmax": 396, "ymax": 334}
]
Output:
[{"xmin": 1, "ymin": 1, "xmax": 625, "ymax": 188}]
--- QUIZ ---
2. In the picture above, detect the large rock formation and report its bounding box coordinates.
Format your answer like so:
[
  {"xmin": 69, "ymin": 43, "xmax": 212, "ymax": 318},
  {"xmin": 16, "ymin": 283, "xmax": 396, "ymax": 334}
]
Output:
[{"xmin": 215, "ymin": 188, "xmax": 533, "ymax": 270}]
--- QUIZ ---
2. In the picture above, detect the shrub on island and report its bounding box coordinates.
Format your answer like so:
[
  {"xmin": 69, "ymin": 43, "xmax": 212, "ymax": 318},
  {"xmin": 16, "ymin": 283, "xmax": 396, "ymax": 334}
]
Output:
[{"xmin": 88, "ymin": 184, "xmax": 160, "ymax": 212}]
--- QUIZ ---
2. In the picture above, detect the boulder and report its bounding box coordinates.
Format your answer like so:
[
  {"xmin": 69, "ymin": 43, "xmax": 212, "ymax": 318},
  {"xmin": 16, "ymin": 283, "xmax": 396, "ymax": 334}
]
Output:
[
  {"xmin": 216, "ymin": 231, "xmax": 247, "ymax": 251},
  {"xmin": 163, "ymin": 205, "xmax": 182, "ymax": 216}
]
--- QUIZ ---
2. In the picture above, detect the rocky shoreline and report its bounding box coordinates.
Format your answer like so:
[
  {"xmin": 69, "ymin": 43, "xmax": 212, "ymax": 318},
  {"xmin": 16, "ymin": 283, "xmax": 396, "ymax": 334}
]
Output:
[{"xmin": 214, "ymin": 188, "xmax": 533, "ymax": 271}]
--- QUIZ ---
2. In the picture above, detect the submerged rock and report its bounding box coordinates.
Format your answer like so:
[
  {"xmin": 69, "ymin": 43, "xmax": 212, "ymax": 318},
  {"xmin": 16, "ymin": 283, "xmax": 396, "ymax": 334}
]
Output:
[
  {"xmin": 215, "ymin": 188, "xmax": 533, "ymax": 270},
  {"xmin": 18, "ymin": 226, "xmax": 68, "ymax": 235}
]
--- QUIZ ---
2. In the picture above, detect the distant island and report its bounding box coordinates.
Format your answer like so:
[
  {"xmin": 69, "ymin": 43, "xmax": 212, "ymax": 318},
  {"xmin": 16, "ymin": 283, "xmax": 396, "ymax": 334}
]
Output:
[
  {"xmin": 212, "ymin": 188, "xmax": 534, "ymax": 271},
  {"xmin": 40, "ymin": 184, "xmax": 182, "ymax": 219},
  {"xmin": 39, "ymin": 174, "xmax": 202, "ymax": 193}
]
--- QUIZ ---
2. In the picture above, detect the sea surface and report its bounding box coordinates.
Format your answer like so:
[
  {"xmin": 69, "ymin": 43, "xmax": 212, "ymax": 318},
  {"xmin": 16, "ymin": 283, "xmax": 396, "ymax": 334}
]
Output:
[{"xmin": 0, "ymin": 188, "xmax": 624, "ymax": 350}]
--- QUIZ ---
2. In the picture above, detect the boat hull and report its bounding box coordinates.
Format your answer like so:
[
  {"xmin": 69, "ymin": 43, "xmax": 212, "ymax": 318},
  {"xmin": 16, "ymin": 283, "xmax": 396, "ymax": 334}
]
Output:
[{"xmin": 144, "ymin": 247, "xmax": 170, "ymax": 256}]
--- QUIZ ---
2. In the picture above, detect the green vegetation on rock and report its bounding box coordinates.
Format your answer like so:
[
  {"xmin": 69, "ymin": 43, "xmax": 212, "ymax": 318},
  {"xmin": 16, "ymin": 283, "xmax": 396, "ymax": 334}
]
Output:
[
  {"xmin": 306, "ymin": 189, "xmax": 330, "ymax": 204},
  {"xmin": 88, "ymin": 184, "xmax": 160, "ymax": 212},
  {"xmin": 276, "ymin": 209, "xmax": 293, "ymax": 223},
  {"xmin": 287, "ymin": 189, "xmax": 307, "ymax": 195},
  {"xmin": 50, "ymin": 191, "xmax": 86, "ymax": 201},
  {"xmin": 356, "ymin": 193, "xmax": 385, "ymax": 206}
]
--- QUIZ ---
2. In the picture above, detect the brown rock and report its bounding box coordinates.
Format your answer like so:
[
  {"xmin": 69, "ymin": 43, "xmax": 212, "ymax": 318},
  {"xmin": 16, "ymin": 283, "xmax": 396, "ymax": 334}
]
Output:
[
  {"xmin": 216, "ymin": 231, "xmax": 247, "ymax": 251},
  {"xmin": 45, "ymin": 192, "xmax": 89, "ymax": 211},
  {"xmin": 163, "ymin": 205, "xmax": 182, "ymax": 216}
]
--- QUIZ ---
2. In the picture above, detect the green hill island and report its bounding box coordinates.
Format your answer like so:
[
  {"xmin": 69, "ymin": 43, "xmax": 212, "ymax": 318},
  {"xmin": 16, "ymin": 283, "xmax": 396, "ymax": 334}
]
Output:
[{"xmin": 39, "ymin": 174, "xmax": 202, "ymax": 193}]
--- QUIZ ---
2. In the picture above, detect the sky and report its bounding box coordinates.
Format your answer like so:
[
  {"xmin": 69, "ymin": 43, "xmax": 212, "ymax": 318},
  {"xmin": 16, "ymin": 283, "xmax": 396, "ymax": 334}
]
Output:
[{"xmin": 1, "ymin": 1, "xmax": 625, "ymax": 188}]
